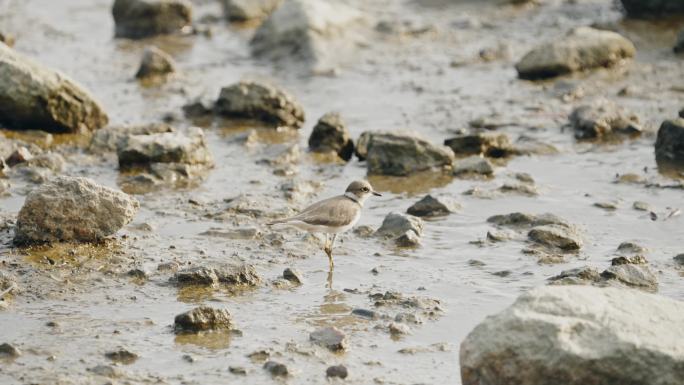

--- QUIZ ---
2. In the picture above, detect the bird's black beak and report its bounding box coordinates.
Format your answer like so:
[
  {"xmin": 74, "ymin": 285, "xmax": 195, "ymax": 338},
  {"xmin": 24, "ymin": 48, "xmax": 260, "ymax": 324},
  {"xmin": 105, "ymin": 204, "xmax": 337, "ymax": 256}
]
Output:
[{"xmin": 372, "ymin": 191, "xmax": 382, "ymax": 196}]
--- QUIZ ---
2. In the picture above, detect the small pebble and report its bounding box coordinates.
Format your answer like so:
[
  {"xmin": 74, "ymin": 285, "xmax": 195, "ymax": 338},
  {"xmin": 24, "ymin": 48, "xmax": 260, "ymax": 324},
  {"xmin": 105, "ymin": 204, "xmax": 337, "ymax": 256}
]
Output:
[{"xmin": 326, "ymin": 364, "xmax": 348, "ymax": 379}]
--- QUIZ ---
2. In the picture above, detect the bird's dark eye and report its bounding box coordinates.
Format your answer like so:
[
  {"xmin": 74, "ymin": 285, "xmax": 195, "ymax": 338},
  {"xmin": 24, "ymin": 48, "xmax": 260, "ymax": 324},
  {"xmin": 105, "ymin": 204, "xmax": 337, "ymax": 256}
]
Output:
[{"xmin": 362, "ymin": 187, "xmax": 369, "ymax": 192}]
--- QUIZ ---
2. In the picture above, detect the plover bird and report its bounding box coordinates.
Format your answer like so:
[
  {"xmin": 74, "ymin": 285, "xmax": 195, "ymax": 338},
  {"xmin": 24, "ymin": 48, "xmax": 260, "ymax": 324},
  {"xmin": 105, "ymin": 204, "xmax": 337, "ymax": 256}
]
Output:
[{"xmin": 268, "ymin": 180, "xmax": 381, "ymax": 268}]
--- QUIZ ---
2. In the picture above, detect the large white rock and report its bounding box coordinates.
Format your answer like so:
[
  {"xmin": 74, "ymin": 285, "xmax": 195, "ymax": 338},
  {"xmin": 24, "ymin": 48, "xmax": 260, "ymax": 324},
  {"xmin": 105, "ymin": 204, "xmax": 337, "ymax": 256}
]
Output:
[
  {"xmin": 250, "ymin": 0, "xmax": 365, "ymax": 66},
  {"xmin": 460, "ymin": 285, "xmax": 684, "ymax": 385},
  {"xmin": 14, "ymin": 176, "xmax": 139, "ymax": 244},
  {"xmin": 0, "ymin": 43, "xmax": 108, "ymax": 133}
]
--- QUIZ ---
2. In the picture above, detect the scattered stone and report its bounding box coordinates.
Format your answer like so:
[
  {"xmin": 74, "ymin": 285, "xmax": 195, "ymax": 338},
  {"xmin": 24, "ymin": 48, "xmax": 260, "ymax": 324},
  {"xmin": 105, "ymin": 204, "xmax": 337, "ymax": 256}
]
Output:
[
  {"xmin": 91, "ymin": 123, "xmax": 173, "ymax": 151},
  {"xmin": 250, "ymin": 0, "xmax": 364, "ymax": 65},
  {"xmin": 611, "ymin": 255, "xmax": 648, "ymax": 265},
  {"xmin": 135, "ymin": 46, "xmax": 176, "ymax": 79},
  {"xmin": 89, "ymin": 364, "xmax": 121, "ymax": 378},
  {"xmin": 396, "ymin": 230, "xmax": 421, "ymax": 247},
  {"xmin": 453, "ymin": 156, "xmax": 494, "ymax": 176},
  {"xmin": 105, "ymin": 349, "xmax": 139, "ymax": 364},
  {"xmin": 488, "ymin": 212, "xmax": 569, "ymax": 228},
  {"xmin": 157, "ymin": 261, "xmax": 180, "ymax": 272},
  {"xmin": 283, "ymin": 268, "xmax": 303, "ymax": 284},
  {"xmin": 5, "ymin": 147, "xmax": 33, "ymax": 167},
  {"xmin": 364, "ymin": 132, "xmax": 455, "ymax": 176},
  {"xmin": 673, "ymin": 254, "xmax": 684, "ymax": 266},
  {"xmin": 112, "ymin": 0, "xmax": 192, "ymax": 39},
  {"xmin": 353, "ymin": 225, "xmax": 375, "ymax": 238},
  {"xmin": 460, "ymin": 286, "xmax": 684, "ymax": 385},
  {"xmin": 569, "ymin": 100, "xmax": 641, "ymax": 140},
  {"xmin": 0, "ymin": 32, "xmax": 14, "ymax": 47},
  {"xmin": 117, "ymin": 127, "xmax": 213, "ymax": 168},
  {"xmin": 491, "ymin": 270, "xmax": 512, "ymax": 278},
  {"xmin": 0, "ymin": 343, "xmax": 20, "ymax": 358},
  {"xmin": 370, "ymin": 291, "xmax": 443, "ymax": 318},
  {"xmin": 351, "ymin": 308, "xmax": 380, "ymax": 320},
  {"xmin": 594, "ymin": 201, "xmax": 618, "ymax": 210},
  {"xmin": 174, "ymin": 306, "xmax": 233, "ymax": 333},
  {"xmin": 528, "ymin": 225, "xmax": 582, "ymax": 250},
  {"xmin": 263, "ymin": 361, "xmax": 289, "ymax": 377},
  {"xmin": 515, "ymin": 27, "xmax": 635, "ymax": 80},
  {"xmin": 468, "ymin": 259, "xmax": 486, "ymax": 267},
  {"xmin": 616, "ymin": 241, "xmax": 647, "ymax": 255},
  {"xmin": 444, "ymin": 133, "xmax": 513, "ymax": 158},
  {"xmin": 655, "ymin": 119, "xmax": 684, "ymax": 166},
  {"xmin": 308, "ymin": 112, "xmax": 354, "ymax": 161},
  {"xmin": 498, "ymin": 182, "xmax": 538, "ymax": 197},
  {"xmin": 310, "ymin": 326, "xmax": 348, "ymax": 352},
  {"xmin": 173, "ymin": 264, "xmax": 260, "ymax": 287},
  {"xmin": 326, "ymin": 364, "xmax": 348, "ymax": 379},
  {"xmin": 14, "ymin": 176, "xmax": 139, "ymax": 244},
  {"xmin": 215, "ymin": 81, "xmax": 305, "ymax": 129},
  {"xmin": 127, "ymin": 268, "xmax": 148, "ymax": 280},
  {"xmin": 633, "ymin": 201, "xmax": 651, "ymax": 211},
  {"xmin": 0, "ymin": 43, "xmax": 108, "ymax": 133},
  {"xmin": 548, "ymin": 266, "xmax": 602, "ymax": 286},
  {"xmin": 376, "ymin": 212, "xmax": 424, "ymax": 239},
  {"xmin": 601, "ymin": 264, "xmax": 658, "ymax": 292},
  {"xmin": 620, "ymin": 0, "xmax": 684, "ymax": 18},
  {"xmin": 389, "ymin": 322, "xmax": 411, "ymax": 336},
  {"xmin": 407, "ymin": 195, "xmax": 460, "ymax": 217},
  {"xmin": 221, "ymin": 0, "xmax": 280, "ymax": 21},
  {"xmin": 229, "ymin": 366, "xmax": 247, "ymax": 375}
]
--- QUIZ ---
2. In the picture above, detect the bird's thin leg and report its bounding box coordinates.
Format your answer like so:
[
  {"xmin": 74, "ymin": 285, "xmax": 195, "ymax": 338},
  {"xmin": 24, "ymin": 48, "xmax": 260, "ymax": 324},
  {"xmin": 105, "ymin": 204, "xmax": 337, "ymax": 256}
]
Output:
[{"xmin": 325, "ymin": 233, "xmax": 337, "ymax": 269}]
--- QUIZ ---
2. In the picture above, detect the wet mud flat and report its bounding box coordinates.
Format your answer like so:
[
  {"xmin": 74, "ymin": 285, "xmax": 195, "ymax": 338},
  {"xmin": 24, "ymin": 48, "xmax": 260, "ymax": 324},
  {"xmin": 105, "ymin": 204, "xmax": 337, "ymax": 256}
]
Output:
[{"xmin": 1, "ymin": 0, "xmax": 684, "ymax": 384}]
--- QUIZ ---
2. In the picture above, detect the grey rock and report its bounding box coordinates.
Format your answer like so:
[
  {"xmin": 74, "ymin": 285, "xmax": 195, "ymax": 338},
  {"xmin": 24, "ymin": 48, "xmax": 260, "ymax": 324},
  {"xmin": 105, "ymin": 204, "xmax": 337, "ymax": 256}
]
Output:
[
  {"xmin": 655, "ymin": 119, "xmax": 684, "ymax": 166},
  {"xmin": 389, "ymin": 322, "xmax": 411, "ymax": 335},
  {"xmin": 215, "ymin": 81, "xmax": 305, "ymax": 128},
  {"xmin": 5, "ymin": 147, "xmax": 33, "ymax": 167},
  {"xmin": 594, "ymin": 201, "xmax": 618, "ymax": 210},
  {"xmin": 250, "ymin": 0, "xmax": 364, "ymax": 66},
  {"xmin": 407, "ymin": 195, "xmax": 460, "ymax": 217},
  {"xmin": 363, "ymin": 132, "xmax": 455, "ymax": 176},
  {"xmin": 174, "ymin": 306, "xmax": 233, "ymax": 333},
  {"xmin": 355, "ymin": 131, "xmax": 372, "ymax": 160},
  {"xmin": 308, "ymin": 112, "xmax": 354, "ymax": 161},
  {"xmin": 611, "ymin": 255, "xmax": 648, "ymax": 265},
  {"xmin": 352, "ymin": 308, "xmax": 380, "ymax": 320},
  {"xmin": 396, "ymin": 230, "xmax": 421, "ymax": 247},
  {"xmin": 174, "ymin": 264, "xmax": 260, "ymax": 287},
  {"xmin": 528, "ymin": 225, "xmax": 582, "ymax": 250},
  {"xmin": 376, "ymin": 212, "xmax": 424, "ymax": 239},
  {"xmin": 14, "ymin": 176, "xmax": 139, "ymax": 244},
  {"xmin": 453, "ymin": 156, "xmax": 494, "ymax": 176},
  {"xmin": 616, "ymin": 241, "xmax": 647, "ymax": 255},
  {"xmin": 283, "ymin": 267, "xmax": 303, "ymax": 284},
  {"xmin": 117, "ymin": 127, "xmax": 213, "ymax": 168},
  {"xmin": 548, "ymin": 266, "xmax": 602, "ymax": 286},
  {"xmin": 601, "ymin": 264, "xmax": 658, "ymax": 292},
  {"xmin": 444, "ymin": 133, "xmax": 513, "ymax": 158},
  {"xmin": 112, "ymin": 0, "xmax": 192, "ymax": 39},
  {"xmin": 620, "ymin": 0, "xmax": 684, "ymax": 18},
  {"xmin": 633, "ymin": 201, "xmax": 652, "ymax": 211},
  {"xmin": 0, "ymin": 32, "xmax": 14, "ymax": 47},
  {"xmin": 310, "ymin": 326, "xmax": 348, "ymax": 352},
  {"xmin": 569, "ymin": 100, "xmax": 641, "ymax": 140},
  {"xmin": 0, "ymin": 43, "xmax": 108, "ymax": 133},
  {"xmin": 0, "ymin": 343, "xmax": 20, "ymax": 358},
  {"xmin": 221, "ymin": 0, "xmax": 280, "ymax": 21},
  {"xmin": 229, "ymin": 366, "xmax": 247, "ymax": 375},
  {"xmin": 488, "ymin": 212, "xmax": 570, "ymax": 228},
  {"xmin": 135, "ymin": 46, "xmax": 176, "ymax": 79},
  {"xmin": 90, "ymin": 123, "xmax": 173, "ymax": 151},
  {"xmin": 460, "ymin": 286, "xmax": 684, "ymax": 385},
  {"xmin": 263, "ymin": 361, "xmax": 289, "ymax": 377},
  {"xmin": 326, "ymin": 364, "xmax": 348, "ymax": 379},
  {"xmin": 516, "ymin": 27, "xmax": 635, "ymax": 80},
  {"xmin": 105, "ymin": 349, "xmax": 139, "ymax": 364},
  {"xmin": 174, "ymin": 266, "xmax": 218, "ymax": 286}
]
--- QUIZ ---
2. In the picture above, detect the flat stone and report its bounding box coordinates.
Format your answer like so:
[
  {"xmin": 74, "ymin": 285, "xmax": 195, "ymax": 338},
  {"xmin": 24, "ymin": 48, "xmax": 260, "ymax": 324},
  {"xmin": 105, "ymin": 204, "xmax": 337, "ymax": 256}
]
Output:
[
  {"xmin": 444, "ymin": 133, "xmax": 513, "ymax": 158},
  {"xmin": 570, "ymin": 100, "xmax": 641, "ymax": 140},
  {"xmin": 310, "ymin": 326, "xmax": 348, "ymax": 352},
  {"xmin": 601, "ymin": 264, "xmax": 658, "ymax": 292},
  {"xmin": 407, "ymin": 195, "xmax": 460, "ymax": 217},
  {"xmin": 263, "ymin": 361, "xmax": 289, "ymax": 377},
  {"xmin": 117, "ymin": 127, "xmax": 213, "ymax": 168},
  {"xmin": 174, "ymin": 306, "xmax": 233, "ymax": 333},
  {"xmin": 363, "ymin": 132, "xmax": 455, "ymax": 176},
  {"xmin": 376, "ymin": 212, "xmax": 424, "ymax": 239},
  {"xmin": 326, "ymin": 364, "xmax": 348, "ymax": 379},
  {"xmin": 528, "ymin": 224, "xmax": 582, "ymax": 250},
  {"xmin": 112, "ymin": 0, "xmax": 192, "ymax": 39},
  {"xmin": 105, "ymin": 349, "xmax": 139, "ymax": 364},
  {"xmin": 453, "ymin": 156, "xmax": 494, "ymax": 176},
  {"xmin": 135, "ymin": 46, "xmax": 176, "ymax": 79}
]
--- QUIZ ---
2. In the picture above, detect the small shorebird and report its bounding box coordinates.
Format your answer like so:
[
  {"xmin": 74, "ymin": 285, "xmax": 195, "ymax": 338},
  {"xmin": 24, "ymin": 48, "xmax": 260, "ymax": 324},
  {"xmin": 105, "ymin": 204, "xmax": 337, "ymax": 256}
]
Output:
[{"xmin": 267, "ymin": 180, "xmax": 381, "ymax": 269}]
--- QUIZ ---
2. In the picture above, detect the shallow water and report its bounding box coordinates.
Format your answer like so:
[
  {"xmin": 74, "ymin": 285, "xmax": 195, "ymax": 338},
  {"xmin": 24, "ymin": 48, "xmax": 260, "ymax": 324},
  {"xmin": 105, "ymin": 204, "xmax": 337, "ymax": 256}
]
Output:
[{"xmin": 1, "ymin": 0, "xmax": 684, "ymax": 384}]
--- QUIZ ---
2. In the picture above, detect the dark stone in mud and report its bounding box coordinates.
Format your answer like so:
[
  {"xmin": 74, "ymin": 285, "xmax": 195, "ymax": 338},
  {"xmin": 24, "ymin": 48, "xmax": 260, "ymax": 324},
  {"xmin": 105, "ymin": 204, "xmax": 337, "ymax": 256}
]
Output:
[
  {"xmin": 14, "ymin": 176, "xmax": 139, "ymax": 244},
  {"xmin": 528, "ymin": 225, "xmax": 582, "ymax": 250},
  {"xmin": 221, "ymin": 0, "xmax": 280, "ymax": 21},
  {"xmin": 655, "ymin": 119, "xmax": 684, "ymax": 166},
  {"xmin": 310, "ymin": 326, "xmax": 348, "ymax": 352},
  {"xmin": 601, "ymin": 264, "xmax": 658, "ymax": 291},
  {"xmin": 620, "ymin": 0, "xmax": 684, "ymax": 18},
  {"xmin": 396, "ymin": 230, "xmax": 421, "ymax": 247},
  {"xmin": 444, "ymin": 133, "xmax": 513, "ymax": 158},
  {"xmin": 326, "ymin": 364, "xmax": 348, "ymax": 379},
  {"xmin": 548, "ymin": 266, "xmax": 602, "ymax": 285},
  {"xmin": 5, "ymin": 147, "xmax": 32, "ymax": 167},
  {"xmin": 308, "ymin": 112, "xmax": 354, "ymax": 161},
  {"xmin": 569, "ymin": 100, "xmax": 641, "ymax": 140},
  {"xmin": 407, "ymin": 195, "xmax": 460, "ymax": 217},
  {"xmin": 376, "ymin": 212, "xmax": 424, "ymax": 239},
  {"xmin": 117, "ymin": 127, "xmax": 213, "ymax": 168},
  {"xmin": 283, "ymin": 268, "xmax": 303, "ymax": 284},
  {"xmin": 363, "ymin": 132, "xmax": 455, "ymax": 176},
  {"xmin": 112, "ymin": 0, "xmax": 192, "ymax": 39},
  {"xmin": 616, "ymin": 241, "xmax": 647, "ymax": 255},
  {"xmin": 174, "ymin": 306, "xmax": 233, "ymax": 333},
  {"xmin": 0, "ymin": 343, "xmax": 20, "ymax": 358},
  {"xmin": 487, "ymin": 212, "xmax": 569, "ymax": 228},
  {"xmin": 215, "ymin": 81, "xmax": 305, "ymax": 129},
  {"xmin": 515, "ymin": 27, "xmax": 635, "ymax": 80},
  {"xmin": 127, "ymin": 268, "xmax": 148, "ymax": 280},
  {"xmin": 0, "ymin": 32, "xmax": 14, "ymax": 47},
  {"xmin": 229, "ymin": 366, "xmax": 247, "ymax": 375},
  {"xmin": 173, "ymin": 264, "xmax": 260, "ymax": 287},
  {"xmin": 263, "ymin": 361, "xmax": 289, "ymax": 377},
  {"xmin": 182, "ymin": 100, "xmax": 213, "ymax": 119},
  {"xmin": 352, "ymin": 308, "xmax": 380, "ymax": 320},
  {"xmin": 105, "ymin": 349, "xmax": 139, "ymax": 364},
  {"xmin": 0, "ymin": 43, "xmax": 108, "ymax": 133},
  {"xmin": 389, "ymin": 321, "xmax": 411, "ymax": 335},
  {"xmin": 135, "ymin": 46, "xmax": 176, "ymax": 79},
  {"xmin": 611, "ymin": 255, "xmax": 648, "ymax": 265},
  {"xmin": 453, "ymin": 156, "xmax": 494, "ymax": 176}
]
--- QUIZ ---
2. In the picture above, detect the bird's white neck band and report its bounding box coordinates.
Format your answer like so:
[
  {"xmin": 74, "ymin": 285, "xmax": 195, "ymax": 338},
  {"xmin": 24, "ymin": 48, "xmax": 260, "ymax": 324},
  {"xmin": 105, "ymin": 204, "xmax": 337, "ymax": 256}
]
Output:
[{"xmin": 344, "ymin": 191, "xmax": 366, "ymax": 206}]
